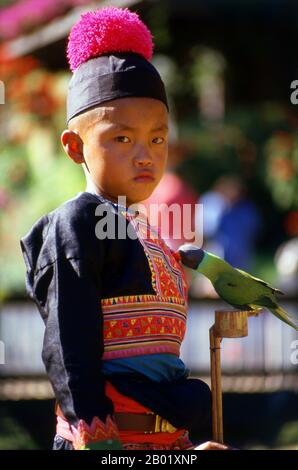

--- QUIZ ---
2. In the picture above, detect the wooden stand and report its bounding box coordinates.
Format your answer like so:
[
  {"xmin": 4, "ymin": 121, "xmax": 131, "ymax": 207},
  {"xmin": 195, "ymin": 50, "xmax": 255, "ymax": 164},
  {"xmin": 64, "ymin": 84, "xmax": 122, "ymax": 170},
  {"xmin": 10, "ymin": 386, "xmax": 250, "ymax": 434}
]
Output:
[{"xmin": 209, "ymin": 310, "xmax": 259, "ymax": 443}]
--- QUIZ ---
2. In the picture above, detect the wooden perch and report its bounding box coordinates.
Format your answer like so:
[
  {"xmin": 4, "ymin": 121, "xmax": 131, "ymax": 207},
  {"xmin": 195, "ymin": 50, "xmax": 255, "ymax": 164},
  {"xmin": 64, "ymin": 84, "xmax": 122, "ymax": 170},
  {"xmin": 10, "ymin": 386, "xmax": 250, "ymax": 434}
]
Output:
[{"xmin": 209, "ymin": 309, "xmax": 262, "ymax": 444}]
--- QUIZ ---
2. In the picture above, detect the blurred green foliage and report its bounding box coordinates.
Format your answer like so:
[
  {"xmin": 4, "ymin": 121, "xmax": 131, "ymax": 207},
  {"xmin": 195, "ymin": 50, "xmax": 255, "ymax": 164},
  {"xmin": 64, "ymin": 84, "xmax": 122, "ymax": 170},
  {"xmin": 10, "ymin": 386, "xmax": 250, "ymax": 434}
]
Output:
[
  {"xmin": 276, "ymin": 421, "xmax": 298, "ymax": 447},
  {"xmin": 0, "ymin": 410, "xmax": 38, "ymax": 449},
  {"xmin": 0, "ymin": 59, "xmax": 84, "ymax": 298}
]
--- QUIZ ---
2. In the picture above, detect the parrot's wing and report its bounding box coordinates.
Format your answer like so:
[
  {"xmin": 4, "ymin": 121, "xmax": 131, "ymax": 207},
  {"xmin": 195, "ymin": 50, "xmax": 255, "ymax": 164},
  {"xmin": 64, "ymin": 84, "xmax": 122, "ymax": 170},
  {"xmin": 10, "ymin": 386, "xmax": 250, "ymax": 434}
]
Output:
[
  {"xmin": 214, "ymin": 271, "xmax": 262, "ymax": 308},
  {"xmin": 236, "ymin": 268, "xmax": 285, "ymax": 296}
]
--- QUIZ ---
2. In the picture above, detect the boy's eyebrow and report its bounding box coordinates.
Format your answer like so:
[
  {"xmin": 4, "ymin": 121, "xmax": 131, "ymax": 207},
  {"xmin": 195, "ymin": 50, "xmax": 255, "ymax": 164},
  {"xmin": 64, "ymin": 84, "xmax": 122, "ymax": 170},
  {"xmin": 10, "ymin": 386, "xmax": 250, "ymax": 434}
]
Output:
[{"xmin": 98, "ymin": 121, "xmax": 169, "ymax": 132}]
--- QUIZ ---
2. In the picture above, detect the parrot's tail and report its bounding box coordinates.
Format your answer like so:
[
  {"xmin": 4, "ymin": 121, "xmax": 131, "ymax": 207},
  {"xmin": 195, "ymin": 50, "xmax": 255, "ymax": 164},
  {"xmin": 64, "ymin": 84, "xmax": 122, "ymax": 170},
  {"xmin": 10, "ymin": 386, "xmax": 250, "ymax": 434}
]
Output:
[{"xmin": 270, "ymin": 305, "xmax": 298, "ymax": 331}]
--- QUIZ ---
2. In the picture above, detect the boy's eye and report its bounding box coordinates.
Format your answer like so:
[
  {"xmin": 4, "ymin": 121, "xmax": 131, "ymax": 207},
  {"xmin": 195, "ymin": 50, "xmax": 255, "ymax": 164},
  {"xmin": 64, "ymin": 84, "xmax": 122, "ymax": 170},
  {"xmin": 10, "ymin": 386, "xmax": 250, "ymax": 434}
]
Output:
[
  {"xmin": 152, "ymin": 137, "xmax": 165, "ymax": 144},
  {"xmin": 115, "ymin": 136, "xmax": 130, "ymax": 143}
]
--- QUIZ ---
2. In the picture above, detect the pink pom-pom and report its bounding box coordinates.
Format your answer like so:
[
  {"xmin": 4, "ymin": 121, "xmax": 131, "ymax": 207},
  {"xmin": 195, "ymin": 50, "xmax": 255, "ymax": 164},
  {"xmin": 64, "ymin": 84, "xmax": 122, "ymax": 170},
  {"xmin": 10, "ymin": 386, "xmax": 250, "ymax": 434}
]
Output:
[{"xmin": 67, "ymin": 7, "xmax": 153, "ymax": 72}]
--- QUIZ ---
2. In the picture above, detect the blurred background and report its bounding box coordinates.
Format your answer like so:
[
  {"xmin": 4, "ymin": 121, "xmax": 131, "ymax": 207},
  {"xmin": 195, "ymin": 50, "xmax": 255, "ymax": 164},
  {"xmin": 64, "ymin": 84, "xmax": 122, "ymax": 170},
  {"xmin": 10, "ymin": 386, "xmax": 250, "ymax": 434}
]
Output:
[{"xmin": 0, "ymin": 0, "xmax": 298, "ymax": 450}]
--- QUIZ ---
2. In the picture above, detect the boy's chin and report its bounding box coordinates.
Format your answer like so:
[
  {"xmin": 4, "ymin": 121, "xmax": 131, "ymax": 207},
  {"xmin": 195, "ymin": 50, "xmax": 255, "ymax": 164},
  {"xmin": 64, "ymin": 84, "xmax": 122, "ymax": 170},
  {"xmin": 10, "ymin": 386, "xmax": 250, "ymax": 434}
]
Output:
[
  {"xmin": 125, "ymin": 188, "xmax": 155, "ymax": 205},
  {"xmin": 127, "ymin": 192, "xmax": 153, "ymax": 205}
]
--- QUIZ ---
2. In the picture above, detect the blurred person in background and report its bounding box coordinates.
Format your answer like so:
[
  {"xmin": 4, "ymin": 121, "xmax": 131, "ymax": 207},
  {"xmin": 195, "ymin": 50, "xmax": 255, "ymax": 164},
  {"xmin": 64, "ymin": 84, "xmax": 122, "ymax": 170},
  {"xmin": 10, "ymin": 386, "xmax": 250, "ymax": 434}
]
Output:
[
  {"xmin": 213, "ymin": 175, "xmax": 262, "ymax": 271},
  {"xmin": 191, "ymin": 175, "xmax": 262, "ymax": 298}
]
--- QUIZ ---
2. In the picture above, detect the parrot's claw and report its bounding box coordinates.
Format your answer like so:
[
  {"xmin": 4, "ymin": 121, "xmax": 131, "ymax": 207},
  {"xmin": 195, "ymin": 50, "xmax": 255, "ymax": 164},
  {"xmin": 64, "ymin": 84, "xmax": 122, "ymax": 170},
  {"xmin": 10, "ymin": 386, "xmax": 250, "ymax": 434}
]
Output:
[{"xmin": 248, "ymin": 307, "xmax": 264, "ymax": 317}]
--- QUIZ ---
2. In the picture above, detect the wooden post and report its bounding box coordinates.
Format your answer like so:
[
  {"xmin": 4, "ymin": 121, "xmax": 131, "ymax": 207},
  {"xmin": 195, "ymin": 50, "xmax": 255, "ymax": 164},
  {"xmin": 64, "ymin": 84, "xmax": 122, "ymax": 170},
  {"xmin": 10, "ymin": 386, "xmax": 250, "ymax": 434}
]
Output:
[
  {"xmin": 209, "ymin": 327, "xmax": 223, "ymax": 443},
  {"xmin": 209, "ymin": 309, "xmax": 255, "ymax": 444}
]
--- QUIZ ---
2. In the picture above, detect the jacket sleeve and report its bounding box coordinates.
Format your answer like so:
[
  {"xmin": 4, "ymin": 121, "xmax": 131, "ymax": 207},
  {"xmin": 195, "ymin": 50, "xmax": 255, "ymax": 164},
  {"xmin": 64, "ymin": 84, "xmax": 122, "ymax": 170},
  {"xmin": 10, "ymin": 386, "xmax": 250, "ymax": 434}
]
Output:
[{"xmin": 20, "ymin": 205, "xmax": 120, "ymax": 449}]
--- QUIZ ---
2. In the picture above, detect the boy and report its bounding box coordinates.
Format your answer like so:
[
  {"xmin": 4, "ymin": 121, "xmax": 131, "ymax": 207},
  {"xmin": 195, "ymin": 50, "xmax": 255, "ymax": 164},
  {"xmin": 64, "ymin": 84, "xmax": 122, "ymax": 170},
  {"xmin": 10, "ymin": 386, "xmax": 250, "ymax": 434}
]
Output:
[{"xmin": 20, "ymin": 7, "xmax": 228, "ymax": 451}]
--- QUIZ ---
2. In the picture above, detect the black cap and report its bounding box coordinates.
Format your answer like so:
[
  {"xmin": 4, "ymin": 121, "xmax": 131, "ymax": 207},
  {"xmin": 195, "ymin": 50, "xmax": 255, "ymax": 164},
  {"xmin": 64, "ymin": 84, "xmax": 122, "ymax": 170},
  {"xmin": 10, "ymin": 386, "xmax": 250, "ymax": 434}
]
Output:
[{"xmin": 67, "ymin": 52, "xmax": 168, "ymax": 123}]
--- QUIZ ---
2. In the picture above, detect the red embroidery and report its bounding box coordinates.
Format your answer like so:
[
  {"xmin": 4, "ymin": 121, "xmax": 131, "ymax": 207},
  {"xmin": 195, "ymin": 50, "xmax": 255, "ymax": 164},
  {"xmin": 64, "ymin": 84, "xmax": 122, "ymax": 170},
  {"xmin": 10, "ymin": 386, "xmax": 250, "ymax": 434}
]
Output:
[
  {"xmin": 101, "ymin": 295, "xmax": 187, "ymax": 359},
  {"xmin": 123, "ymin": 211, "xmax": 188, "ymax": 299},
  {"xmin": 172, "ymin": 251, "xmax": 181, "ymax": 263},
  {"xmin": 72, "ymin": 415, "xmax": 119, "ymax": 450}
]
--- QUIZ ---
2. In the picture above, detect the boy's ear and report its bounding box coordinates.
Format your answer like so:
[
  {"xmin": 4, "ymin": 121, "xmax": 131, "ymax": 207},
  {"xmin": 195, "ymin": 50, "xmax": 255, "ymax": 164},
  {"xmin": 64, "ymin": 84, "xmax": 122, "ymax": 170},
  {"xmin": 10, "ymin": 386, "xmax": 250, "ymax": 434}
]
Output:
[{"xmin": 61, "ymin": 130, "xmax": 84, "ymax": 164}]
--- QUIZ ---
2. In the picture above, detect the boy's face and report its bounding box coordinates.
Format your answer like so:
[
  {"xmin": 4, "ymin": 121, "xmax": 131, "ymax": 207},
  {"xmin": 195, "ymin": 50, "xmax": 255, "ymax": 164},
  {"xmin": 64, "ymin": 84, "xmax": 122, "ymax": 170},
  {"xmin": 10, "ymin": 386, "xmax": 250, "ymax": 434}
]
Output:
[{"xmin": 63, "ymin": 97, "xmax": 168, "ymax": 206}]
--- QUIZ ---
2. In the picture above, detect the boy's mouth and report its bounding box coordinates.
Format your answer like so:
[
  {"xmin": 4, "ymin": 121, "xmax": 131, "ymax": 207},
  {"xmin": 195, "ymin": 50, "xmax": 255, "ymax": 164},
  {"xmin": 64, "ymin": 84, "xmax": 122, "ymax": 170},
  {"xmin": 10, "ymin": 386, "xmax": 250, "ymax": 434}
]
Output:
[{"xmin": 133, "ymin": 172, "xmax": 155, "ymax": 183}]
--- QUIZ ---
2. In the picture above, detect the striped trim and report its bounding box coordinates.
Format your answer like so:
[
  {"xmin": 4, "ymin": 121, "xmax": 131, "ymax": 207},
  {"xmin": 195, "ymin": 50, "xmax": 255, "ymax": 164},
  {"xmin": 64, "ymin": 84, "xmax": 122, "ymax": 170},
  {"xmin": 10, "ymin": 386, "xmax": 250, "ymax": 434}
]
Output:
[
  {"xmin": 102, "ymin": 294, "xmax": 186, "ymax": 306},
  {"xmin": 101, "ymin": 295, "xmax": 187, "ymax": 360}
]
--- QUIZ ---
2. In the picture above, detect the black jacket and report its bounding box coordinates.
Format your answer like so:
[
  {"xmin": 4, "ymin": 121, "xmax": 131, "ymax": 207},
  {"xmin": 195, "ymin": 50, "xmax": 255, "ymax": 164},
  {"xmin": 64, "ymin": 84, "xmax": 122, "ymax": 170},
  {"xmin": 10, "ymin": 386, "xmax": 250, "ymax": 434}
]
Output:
[{"xmin": 20, "ymin": 192, "xmax": 211, "ymax": 435}]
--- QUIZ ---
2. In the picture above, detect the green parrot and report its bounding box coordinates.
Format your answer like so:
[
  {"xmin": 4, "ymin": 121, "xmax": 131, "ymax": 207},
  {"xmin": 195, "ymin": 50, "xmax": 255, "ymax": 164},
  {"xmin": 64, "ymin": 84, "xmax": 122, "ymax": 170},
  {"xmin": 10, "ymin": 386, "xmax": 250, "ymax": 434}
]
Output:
[{"xmin": 177, "ymin": 244, "xmax": 298, "ymax": 331}]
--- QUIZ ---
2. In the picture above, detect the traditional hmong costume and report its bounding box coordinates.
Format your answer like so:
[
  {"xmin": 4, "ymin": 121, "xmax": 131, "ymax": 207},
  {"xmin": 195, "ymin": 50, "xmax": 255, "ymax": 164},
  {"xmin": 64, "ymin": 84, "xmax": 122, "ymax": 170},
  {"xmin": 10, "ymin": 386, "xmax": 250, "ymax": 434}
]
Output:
[
  {"xmin": 20, "ymin": 7, "xmax": 211, "ymax": 450},
  {"xmin": 21, "ymin": 192, "xmax": 211, "ymax": 450}
]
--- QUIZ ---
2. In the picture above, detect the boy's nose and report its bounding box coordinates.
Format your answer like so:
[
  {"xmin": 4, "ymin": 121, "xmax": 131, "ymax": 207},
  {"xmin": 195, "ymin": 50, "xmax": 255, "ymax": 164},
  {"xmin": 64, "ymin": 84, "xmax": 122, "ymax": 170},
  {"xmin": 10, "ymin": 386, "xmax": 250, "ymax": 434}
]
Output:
[
  {"xmin": 134, "ymin": 147, "xmax": 153, "ymax": 166},
  {"xmin": 136, "ymin": 158, "xmax": 153, "ymax": 167}
]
